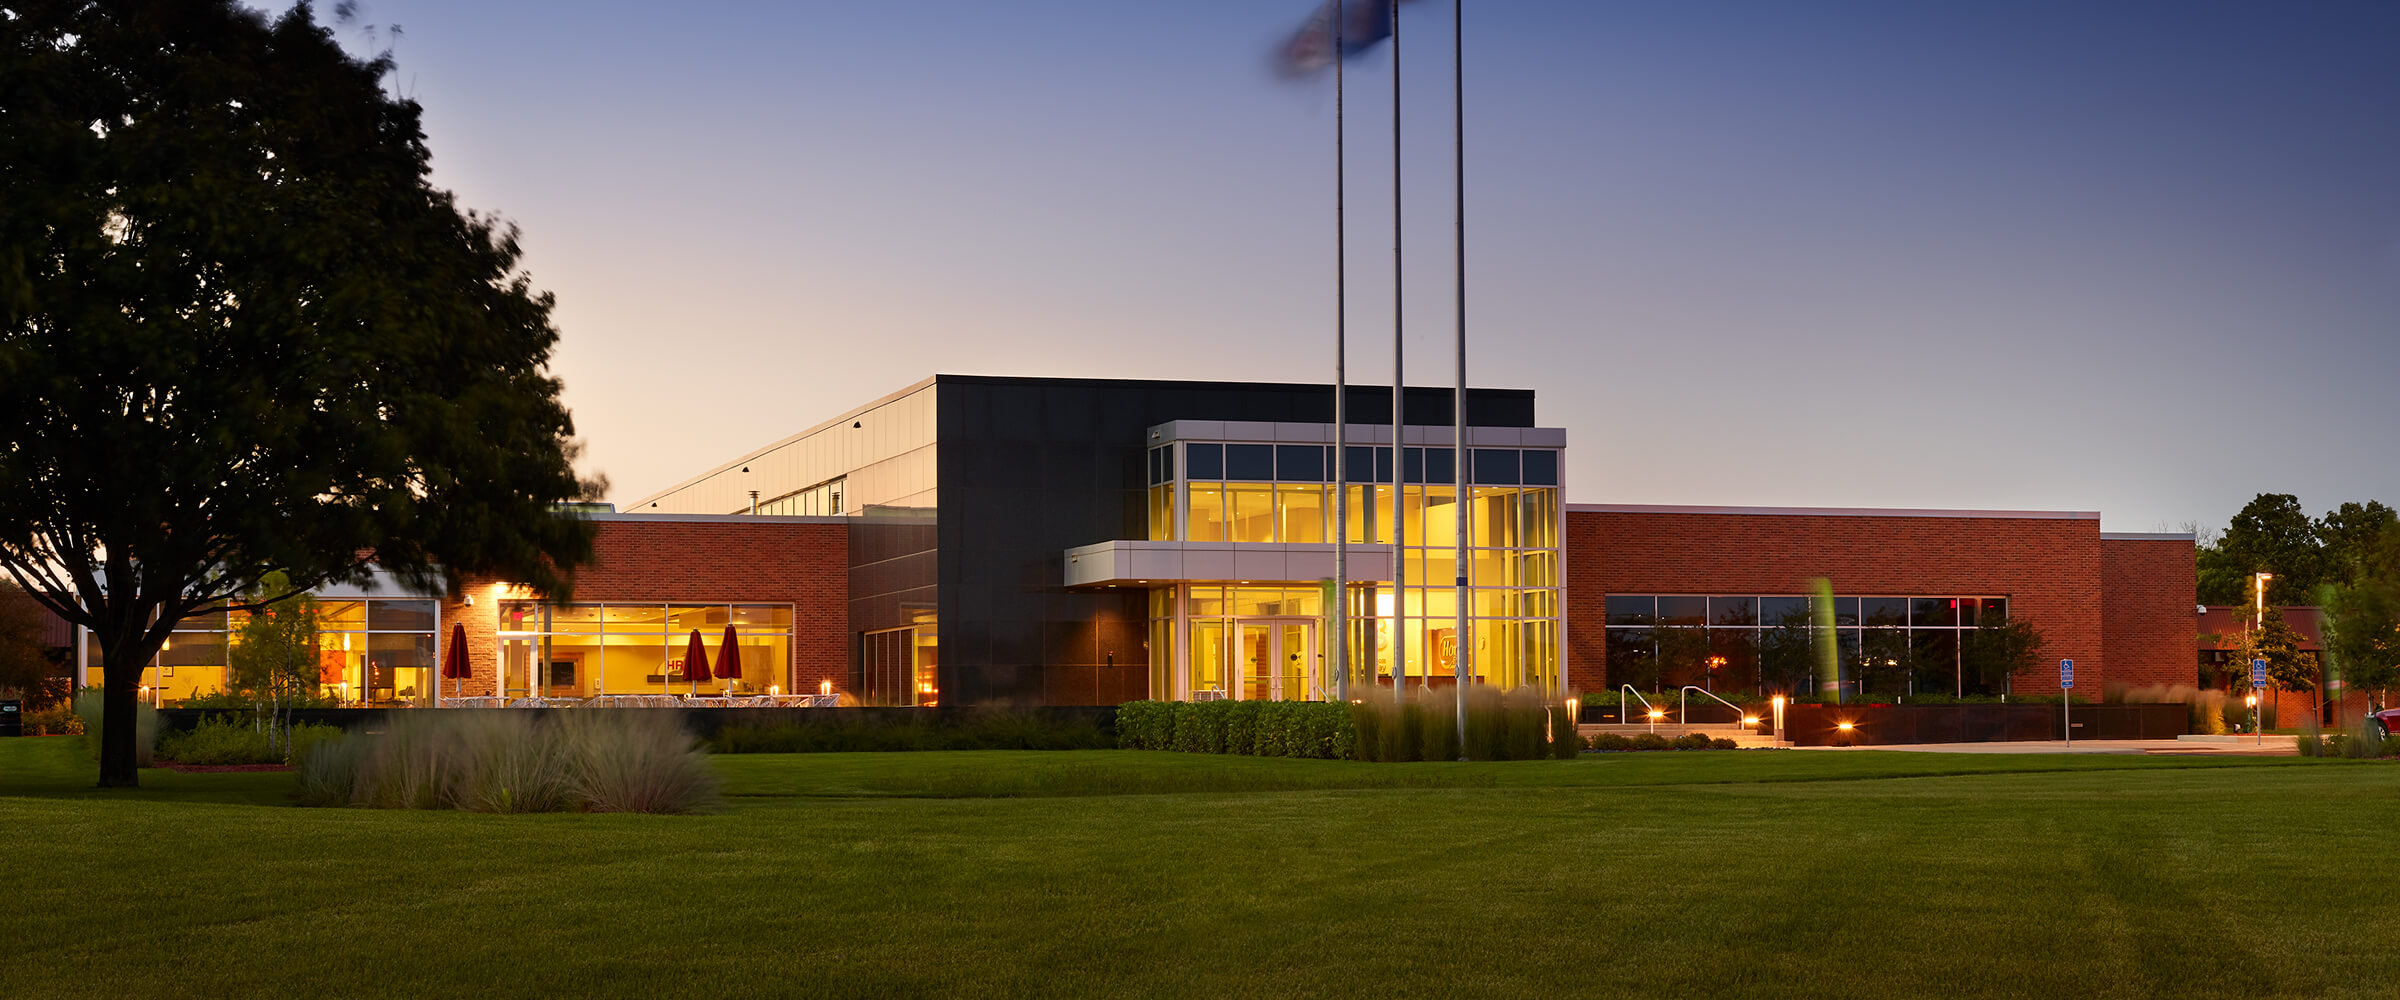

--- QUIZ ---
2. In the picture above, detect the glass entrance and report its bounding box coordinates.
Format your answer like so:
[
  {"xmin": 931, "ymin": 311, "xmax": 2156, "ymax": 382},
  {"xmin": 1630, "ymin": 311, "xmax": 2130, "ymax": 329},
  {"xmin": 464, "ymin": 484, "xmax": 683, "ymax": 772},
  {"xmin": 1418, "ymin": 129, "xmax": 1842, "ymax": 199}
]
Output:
[
  {"xmin": 501, "ymin": 638, "xmax": 536, "ymax": 699},
  {"xmin": 1235, "ymin": 619, "xmax": 1317, "ymax": 701}
]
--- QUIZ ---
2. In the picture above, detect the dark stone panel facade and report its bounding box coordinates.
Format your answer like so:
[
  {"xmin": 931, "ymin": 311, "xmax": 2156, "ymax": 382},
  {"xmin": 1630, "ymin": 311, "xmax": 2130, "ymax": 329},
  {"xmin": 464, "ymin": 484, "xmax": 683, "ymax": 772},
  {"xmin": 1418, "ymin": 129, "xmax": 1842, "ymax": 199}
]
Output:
[{"xmin": 932, "ymin": 375, "xmax": 1538, "ymax": 706}]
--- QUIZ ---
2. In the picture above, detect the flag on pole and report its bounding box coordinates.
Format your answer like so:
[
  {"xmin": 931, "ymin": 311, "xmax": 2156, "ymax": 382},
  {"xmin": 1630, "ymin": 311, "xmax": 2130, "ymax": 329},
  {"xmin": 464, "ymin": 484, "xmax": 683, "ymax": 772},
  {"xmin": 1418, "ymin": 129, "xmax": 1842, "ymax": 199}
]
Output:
[{"xmin": 1277, "ymin": 0, "xmax": 1403, "ymax": 77}]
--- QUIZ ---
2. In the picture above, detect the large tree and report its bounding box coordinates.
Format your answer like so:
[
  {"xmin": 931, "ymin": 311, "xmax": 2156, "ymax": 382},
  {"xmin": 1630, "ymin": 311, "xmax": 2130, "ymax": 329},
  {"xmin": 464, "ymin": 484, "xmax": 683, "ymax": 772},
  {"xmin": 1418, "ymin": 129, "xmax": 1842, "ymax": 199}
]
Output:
[
  {"xmin": 2317, "ymin": 501, "xmax": 2398, "ymax": 584},
  {"xmin": 0, "ymin": 1, "xmax": 600, "ymax": 786},
  {"xmin": 2208, "ymin": 494, "xmax": 2325, "ymax": 606}
]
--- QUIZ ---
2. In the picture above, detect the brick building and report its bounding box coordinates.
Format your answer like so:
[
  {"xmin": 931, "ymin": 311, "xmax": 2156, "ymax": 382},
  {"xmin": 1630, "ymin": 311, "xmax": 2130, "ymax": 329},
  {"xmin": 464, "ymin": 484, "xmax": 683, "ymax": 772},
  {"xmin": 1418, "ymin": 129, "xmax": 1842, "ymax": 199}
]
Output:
[{"xmin": 74, "ymin": 375, "xmax": 2208, "ymax": 709}]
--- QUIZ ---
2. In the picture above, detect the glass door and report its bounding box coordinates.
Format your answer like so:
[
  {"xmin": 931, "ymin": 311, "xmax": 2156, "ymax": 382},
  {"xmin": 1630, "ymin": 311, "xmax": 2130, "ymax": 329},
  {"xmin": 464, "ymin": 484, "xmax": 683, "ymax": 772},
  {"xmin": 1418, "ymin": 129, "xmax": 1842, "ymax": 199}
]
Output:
[
  {"xmin": 1279, "ymin": 622, "xmax": 1314, "ymax": 701},
  {"xmin": 501, "ymin": 638, "xmax": 536, "ymax": 700},
  {"xmin": 1234, "ymin": 619, "xmax": 1318, "ymax": 701},
  {"xmin": 1239, "ymin": 623, "xmax": 1273, "ymax": 700}
]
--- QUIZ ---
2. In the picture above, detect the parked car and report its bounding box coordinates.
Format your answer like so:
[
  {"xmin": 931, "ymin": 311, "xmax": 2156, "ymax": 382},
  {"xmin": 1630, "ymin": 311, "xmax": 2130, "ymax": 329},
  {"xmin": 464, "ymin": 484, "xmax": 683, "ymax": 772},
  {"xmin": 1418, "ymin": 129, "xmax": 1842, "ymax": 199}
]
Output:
[{"xmin": 2371, "ymin": 706, "xmax": 2400, "ymax": 742}]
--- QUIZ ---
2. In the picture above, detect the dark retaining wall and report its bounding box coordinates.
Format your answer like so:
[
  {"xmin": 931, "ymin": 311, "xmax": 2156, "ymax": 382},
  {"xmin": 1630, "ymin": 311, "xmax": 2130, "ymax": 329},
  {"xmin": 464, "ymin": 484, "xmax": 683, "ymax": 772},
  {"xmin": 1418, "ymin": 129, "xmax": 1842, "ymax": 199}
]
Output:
[
  {"xmin": 1780, "ymin": 703, "xmax": 2186, "ymax": 746},
  {"xmin": 158, "ymin": 706, "xmax": 1119, "ymax": 741}
]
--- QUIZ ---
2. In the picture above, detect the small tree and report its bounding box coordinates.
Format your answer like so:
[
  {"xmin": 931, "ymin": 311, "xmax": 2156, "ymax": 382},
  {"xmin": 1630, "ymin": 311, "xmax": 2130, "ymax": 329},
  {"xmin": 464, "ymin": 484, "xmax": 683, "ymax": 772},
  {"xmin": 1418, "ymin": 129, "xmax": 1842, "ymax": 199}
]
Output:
[
  {"xmin": 2240, "ymin": 607, "xmax": 2317, "ymax": 695},
  {"xmin": 2319, "ymin": 522, "xmax": 2400, "ymax": 710},
  {"xmin": 228, "ymin": 583, "xmax": 322, "ymax": 701},
  {"xmin": 1962, "ymin": 613, "xmax": 2046, "ymax": 695},
  {"xmin": 1856, "ymin": 629, "xmax": 1916, "ymax": 700},
  {"xmin": 1756, "ymin": 606, "xmax": 1816, "ymax": 698}
]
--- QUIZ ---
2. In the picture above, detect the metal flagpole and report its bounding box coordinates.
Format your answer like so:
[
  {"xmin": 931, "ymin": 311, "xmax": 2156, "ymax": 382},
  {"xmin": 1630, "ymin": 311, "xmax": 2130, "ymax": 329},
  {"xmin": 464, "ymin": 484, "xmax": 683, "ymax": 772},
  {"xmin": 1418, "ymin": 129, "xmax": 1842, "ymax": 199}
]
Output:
[
  {"xmin": 1389, "ymin": 0, "xmax": 1407, "ymax": 708},
  {"xmin": 1332, "ymin": 3, "xmax": 1350, "ymax": 703},
  {"xmin": 1451, "ymin": 0, "xmax": 1469, "ymax": 753}
]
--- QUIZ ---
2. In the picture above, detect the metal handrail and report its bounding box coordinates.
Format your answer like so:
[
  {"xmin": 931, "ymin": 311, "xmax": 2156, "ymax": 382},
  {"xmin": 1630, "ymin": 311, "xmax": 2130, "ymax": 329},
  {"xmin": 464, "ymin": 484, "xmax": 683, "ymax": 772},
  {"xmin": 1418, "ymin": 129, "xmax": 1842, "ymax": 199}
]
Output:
[
  {"xmin": 1679, "ymin": 686, "xmax": 1747, "ymax": 727},
  {"xmin": 1620, "ymin": 685, "xmax": 1660, "ymax": 733}
]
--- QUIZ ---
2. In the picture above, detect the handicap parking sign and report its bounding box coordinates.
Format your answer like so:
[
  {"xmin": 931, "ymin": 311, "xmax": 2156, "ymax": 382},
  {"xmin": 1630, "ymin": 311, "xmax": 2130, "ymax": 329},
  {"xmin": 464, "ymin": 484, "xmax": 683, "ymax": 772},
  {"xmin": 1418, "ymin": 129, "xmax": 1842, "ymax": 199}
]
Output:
[
  {"xmin": 2251, "ymin": 658, "xmax": 2266, "ymax": 690},
  {"xmin": 2059, "ymin": 658, "xmax": 2073, "ymax": 689}
]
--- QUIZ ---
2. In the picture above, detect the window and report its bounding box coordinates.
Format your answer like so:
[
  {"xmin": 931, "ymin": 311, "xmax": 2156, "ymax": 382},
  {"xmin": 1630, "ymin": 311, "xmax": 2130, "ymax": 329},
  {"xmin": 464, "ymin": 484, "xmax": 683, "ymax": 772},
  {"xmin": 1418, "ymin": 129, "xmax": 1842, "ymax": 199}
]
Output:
[{"xmin": 1606, "ymin": 593, "xmax": 2012, "ymax": 699}]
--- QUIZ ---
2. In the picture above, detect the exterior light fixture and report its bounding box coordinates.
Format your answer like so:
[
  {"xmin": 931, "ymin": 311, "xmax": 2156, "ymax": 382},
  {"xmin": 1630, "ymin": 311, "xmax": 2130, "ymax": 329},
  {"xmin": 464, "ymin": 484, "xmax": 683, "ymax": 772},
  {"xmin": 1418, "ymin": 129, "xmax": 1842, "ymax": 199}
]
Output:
[
  {"xmin": 1742, "ymin": 716, "xmax": 1760, "ymax": 726},
  {"xmin": 1647, "ymin": 709, "xmax": 1664, "ymax": 720},
  {"xmin": 1837, "ymin": 721, "xmax": 1855, "ymax": 731},
  {"xmin": 818, "ymin": 679, "xmax": 834, "ymax": 697}
]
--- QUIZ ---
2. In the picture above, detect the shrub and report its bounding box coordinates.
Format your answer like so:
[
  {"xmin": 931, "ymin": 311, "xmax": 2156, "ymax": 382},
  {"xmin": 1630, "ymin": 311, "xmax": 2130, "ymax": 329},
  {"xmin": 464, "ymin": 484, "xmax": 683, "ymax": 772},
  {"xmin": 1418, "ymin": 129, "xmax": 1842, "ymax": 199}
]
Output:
[
  {"xmin": 301, "ymin": 709, "xmax": 720, "ymax": 814},
  {"xmin": 1170, "ymin": 702, "xmax": 1209, "ymax": 754},
  {"xmin": 1631, "ymin": 733, "xmax": 1673, "ymax": 751},
  {"xmin": 157, "ymin": 715, "xmax": 341, "ymax": 765},
  {"xmin": 1591, "ymin": 732, "xmax": 1633, "ymax": 751},
  {"xmin": 25, "ymin": 703, "xmax": 82, "ymax": 736},
  {"xmin": 1228, "ymin": 700, "xmax": 1268, "ymax": 757},
  {"xmin": 1710, "ymin": 737, "xmax": 1738, "ymax": 750},
  {"xmin": 1672, "ymin": 732, "xmax": 1715, "ymax": 751},
  {"xmin": 1115, "ymin": 701, "xmax": 1174, "ymax": 750}
]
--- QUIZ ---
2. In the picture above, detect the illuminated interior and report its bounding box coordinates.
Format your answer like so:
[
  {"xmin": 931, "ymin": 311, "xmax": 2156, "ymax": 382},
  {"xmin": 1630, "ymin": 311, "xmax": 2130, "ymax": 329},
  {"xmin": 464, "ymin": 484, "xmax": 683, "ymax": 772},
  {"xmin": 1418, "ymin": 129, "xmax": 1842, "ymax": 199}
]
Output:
[
  {"xmin": 497, "ymin": 601, "xmax": 793, "ymax": 698},
  {"xmin": 1142, "ymin": 437, "xmax": 1564, "ymax": 700},
  {"xmin": 92, "ymin": 598, "xmax": 440, "ymax": 707}
]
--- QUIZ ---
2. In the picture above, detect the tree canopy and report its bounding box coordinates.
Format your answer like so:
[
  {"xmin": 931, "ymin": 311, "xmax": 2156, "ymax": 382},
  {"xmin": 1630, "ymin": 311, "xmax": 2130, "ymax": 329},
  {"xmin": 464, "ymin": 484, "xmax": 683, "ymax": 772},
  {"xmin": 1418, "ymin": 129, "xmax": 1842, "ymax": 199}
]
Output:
[
  {"xmin": 2196, "ymin": 494, "xmax": 2395, "ymax": 605},
  {"xmin": 2318, "ymin": 521, "xmax": 2400, "ymax": 707},
  {"xmin": 0, "ymin": 0, "xmax": 601, "ymax": 785}
]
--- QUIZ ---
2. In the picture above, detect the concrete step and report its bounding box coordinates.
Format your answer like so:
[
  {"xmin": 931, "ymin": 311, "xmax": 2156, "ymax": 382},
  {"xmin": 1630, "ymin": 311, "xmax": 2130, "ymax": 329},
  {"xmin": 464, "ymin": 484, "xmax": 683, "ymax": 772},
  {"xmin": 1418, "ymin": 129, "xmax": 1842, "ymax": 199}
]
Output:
[
  {"xmin": 1577, "ymin": 723, "xmax": 1781, "ymax": 748},
  {"xmin": 1580, "ymin": 722, "xmax": 1749, "ymax": 734}
]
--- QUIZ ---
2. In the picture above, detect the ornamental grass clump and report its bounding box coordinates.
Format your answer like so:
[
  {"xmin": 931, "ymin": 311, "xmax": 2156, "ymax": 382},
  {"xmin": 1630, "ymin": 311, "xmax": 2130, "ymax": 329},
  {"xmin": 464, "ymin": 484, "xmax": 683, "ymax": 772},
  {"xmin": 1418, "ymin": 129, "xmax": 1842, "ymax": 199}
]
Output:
[{"xmin": 296, "ymin": 710, "xmax": 719, "ymax": 814}]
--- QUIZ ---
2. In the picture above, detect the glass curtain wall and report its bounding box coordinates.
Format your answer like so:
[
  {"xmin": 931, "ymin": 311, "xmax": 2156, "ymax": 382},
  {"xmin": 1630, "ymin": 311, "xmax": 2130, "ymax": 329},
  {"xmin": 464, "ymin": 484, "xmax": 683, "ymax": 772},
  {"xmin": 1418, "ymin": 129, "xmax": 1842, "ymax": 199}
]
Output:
[
  {"xmin": 500, "ymin": 602, "xmax": 793, "ymax": 697},
  {"xmin": 1603, "ymin": 595, "xmax": 2011, "ymax": 700},
  {"xmin": 97, "ymin": 599, "xmax": 439, "ymax": 706},
  {"xmin": 1145, "ymin": 439, "xmax": 1564, "ymax": 698}
]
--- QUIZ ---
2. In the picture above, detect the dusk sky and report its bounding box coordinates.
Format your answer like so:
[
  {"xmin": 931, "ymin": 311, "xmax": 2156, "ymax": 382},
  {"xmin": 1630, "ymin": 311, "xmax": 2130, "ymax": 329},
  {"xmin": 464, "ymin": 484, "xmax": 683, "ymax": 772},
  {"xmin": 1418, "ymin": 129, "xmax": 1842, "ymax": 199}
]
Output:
[{"xmin": 322, "ymin": 1, "xmax": 2396, "ymax": 533}]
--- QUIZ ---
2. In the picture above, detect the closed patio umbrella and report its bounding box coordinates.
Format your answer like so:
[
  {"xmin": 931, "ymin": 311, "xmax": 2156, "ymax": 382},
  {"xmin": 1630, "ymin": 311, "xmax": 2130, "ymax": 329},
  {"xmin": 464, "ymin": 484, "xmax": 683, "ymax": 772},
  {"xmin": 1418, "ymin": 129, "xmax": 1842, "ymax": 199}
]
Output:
[
  {"xmin": 681, "ymin": 628, "xmax": 712, "ymax": 698},
  {"xmin": 716, "ymin": 624, "xmax": 743, "ymax": 694},
  {"xmin": 440, "ymin": 623, "xmax": 470, "ymax": 703}
]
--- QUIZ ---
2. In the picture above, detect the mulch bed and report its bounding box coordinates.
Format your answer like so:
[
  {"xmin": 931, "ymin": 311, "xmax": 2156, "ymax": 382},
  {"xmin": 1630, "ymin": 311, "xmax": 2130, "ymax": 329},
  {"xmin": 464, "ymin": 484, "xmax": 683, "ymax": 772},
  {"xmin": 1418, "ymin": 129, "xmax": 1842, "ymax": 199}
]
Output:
[{"xmin": 156, "ymin": 762, "xmax": 292, "ymax": 773}]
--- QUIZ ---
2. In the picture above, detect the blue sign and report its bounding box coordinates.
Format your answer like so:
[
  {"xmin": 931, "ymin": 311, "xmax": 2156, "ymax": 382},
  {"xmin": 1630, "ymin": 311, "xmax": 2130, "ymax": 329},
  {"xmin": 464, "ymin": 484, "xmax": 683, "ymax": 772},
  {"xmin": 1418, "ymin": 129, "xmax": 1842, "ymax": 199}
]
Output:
[
  {"xmin": 2251, "ymin": 658, "xmax": 2267, "ymax": 689},
  {"xmin": 2059, "ymin": 658, "xmax": 2074, "ymax": 689}
]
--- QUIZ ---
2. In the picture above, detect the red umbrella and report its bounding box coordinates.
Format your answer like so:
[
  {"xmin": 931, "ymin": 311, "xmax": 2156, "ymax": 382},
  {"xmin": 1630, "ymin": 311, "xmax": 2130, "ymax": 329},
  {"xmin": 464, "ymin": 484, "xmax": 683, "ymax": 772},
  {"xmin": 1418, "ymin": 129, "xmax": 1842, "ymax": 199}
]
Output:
[
  {"xmin": 716, "ymin": 624, "xmax": 743, "ymax": 690},
  {"xmin": 680, "ymin": 628, "xmax": 712, "ymax": 697},
  {"xmin": 441, "ymin": 623, "xmax": 470, "ymax": 702}
]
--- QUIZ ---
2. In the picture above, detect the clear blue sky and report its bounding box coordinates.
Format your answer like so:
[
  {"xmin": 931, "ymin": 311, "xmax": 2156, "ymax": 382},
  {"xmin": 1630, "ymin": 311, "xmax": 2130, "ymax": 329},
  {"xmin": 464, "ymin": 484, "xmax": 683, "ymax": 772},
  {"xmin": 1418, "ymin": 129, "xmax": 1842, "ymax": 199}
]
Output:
[{"xmin": 319, "ymin": 1, "xmax": 2398, "ymax": 532}]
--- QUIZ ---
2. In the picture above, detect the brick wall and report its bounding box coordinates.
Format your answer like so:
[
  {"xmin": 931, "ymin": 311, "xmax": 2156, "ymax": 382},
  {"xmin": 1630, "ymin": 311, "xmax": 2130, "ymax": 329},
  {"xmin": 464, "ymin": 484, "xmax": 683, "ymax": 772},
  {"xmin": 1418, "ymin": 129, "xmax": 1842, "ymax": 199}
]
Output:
[
  {"xmin": 1565, "ymin": 508, "xmax": 2105, "ymax": 697},
  {"xmin": 437, "ymin": 518, "xmax": 849, "ymax": 698},
  {"xmin": 2099, "ymin": 537, "xmax": 2197, "ymax": 693}
]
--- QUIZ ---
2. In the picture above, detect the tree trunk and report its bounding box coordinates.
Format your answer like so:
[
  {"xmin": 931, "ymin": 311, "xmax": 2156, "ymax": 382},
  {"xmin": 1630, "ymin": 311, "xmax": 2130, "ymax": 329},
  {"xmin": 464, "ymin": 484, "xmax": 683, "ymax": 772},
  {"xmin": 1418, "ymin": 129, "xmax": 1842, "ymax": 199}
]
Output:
[{"xmin": 98, "ymin": 640, "xmax": 153, "ymax": 787}]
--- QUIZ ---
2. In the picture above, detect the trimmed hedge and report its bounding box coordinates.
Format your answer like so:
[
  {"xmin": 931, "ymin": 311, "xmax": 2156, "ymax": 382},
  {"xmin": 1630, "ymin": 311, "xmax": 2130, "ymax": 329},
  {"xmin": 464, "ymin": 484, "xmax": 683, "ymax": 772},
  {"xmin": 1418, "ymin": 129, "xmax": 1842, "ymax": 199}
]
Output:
[
  {"xmin": 1117, "ymin": 699, "xmax": 1357, "ymax": 760},
  {"xmin": 1121, "ymin": 688, "xmax": 1578, "ymax": 762}
]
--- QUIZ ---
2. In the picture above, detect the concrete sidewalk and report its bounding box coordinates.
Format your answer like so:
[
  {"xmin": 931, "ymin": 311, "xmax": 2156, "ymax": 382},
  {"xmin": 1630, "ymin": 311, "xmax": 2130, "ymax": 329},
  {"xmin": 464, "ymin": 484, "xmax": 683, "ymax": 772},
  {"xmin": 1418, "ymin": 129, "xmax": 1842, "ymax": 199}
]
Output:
[{"xmin": 1793, "ymin": 736, "xmax": 2296, "ymax": 756}]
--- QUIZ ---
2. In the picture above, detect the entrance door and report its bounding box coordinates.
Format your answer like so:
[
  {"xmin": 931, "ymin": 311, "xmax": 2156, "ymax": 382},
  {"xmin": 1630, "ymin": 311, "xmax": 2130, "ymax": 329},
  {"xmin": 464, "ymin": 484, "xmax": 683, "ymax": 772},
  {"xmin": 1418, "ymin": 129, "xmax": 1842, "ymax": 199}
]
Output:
[
  {"xmin": 501, "ymin": 638, "xmax": 536, "ymax": 699},
  {"xmin": 1234, "ymin": 619, "xmax": 1317, "ymax": 701}
]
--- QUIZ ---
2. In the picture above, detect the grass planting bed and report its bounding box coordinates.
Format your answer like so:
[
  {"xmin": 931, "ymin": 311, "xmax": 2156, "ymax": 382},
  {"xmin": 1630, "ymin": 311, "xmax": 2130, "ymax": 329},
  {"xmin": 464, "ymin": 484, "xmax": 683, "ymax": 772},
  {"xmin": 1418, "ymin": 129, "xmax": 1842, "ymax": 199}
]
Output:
[{"xmin": 3, "ymin": 736, "xmax": 2395, "ymax": 999}]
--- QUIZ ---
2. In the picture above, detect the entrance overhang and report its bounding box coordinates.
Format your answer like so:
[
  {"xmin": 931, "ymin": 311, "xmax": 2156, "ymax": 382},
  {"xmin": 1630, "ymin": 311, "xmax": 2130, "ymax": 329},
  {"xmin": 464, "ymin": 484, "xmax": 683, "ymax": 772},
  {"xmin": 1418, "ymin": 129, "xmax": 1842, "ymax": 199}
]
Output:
[{"xmin": 1063, "ymin": 540, "xmax": 1395, "ymax": 589}]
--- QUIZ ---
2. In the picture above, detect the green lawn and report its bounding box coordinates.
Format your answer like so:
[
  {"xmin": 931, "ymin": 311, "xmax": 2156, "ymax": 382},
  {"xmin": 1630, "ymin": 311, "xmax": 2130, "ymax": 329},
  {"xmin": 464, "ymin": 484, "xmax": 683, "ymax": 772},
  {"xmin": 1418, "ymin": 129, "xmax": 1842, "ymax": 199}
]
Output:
[{"xmin": 3, "ymin": 737, "xmax": 2395, "ymax": 999}]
